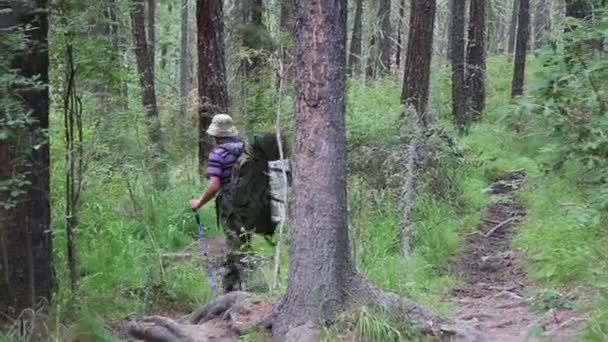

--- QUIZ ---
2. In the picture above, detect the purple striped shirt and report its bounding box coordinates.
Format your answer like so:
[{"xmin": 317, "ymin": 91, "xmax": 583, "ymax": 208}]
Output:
[{"xmin": 207, "ymin": 137, "xmax": 244, "ymax": 191}]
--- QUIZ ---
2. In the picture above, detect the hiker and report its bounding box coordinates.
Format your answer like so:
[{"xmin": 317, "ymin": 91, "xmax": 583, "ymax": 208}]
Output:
[{"xmin": 190, "ymin": 113, "xmax": 247, "ymax": 293}]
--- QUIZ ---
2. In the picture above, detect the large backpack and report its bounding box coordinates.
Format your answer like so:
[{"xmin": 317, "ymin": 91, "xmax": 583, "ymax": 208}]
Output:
[{"xmin": 221, "ymin": 132, "xmax": 290, "ymax": 238}]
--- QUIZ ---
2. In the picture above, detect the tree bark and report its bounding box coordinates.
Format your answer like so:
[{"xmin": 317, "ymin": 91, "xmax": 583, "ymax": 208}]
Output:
[
  {"xmin": 508, "ymin": 0, "xmax": 520, "ymax": 55},
  {"xmin": 279, "ymin": 0, "xmax": 295, "ymax": 83},
  {"xmin": 348, "ymin": 0, "xmax": 364, "ymax": 76},
  {"xmin": 273, "ymin": 0, "xmax": 353, "ymax": 333},
  {"xmin": 401, "ymin": 0, "xmax": 436, "ymax": 129},
  {"xmin": 241, "ymin": 0, "xmax": 266, "ymax": 76},
  {"xmin": 533, "ymin": 0, "xmax": 550, "ymax": 49},
  {"xmin": 179, "ymin": 0, "xmax": 189, "ymax": 117},
  {"xmin": 451, "ymin": 0, "xmax": 467, "ymax": 131},
  {"xmin": 160, "ymin": 1, "xmax": 171, "ymax": 71},
  {"xmin": 446, "ymin": 0, "xmax": 454, "ymax": 63},
  {"xmin": 197, "ymin": 0, "xmax": 228, "ymax": 174},
  {"xmin": 566, "ymin": 0, "xmax": 592, "ymax": 19},
  {"xmin": 511, "ymin": 0, "xmax": 530, "ymax": 98},
  {"xmin": 466, "ymin": 0, "xmax": 486, "ymax": 121},
  {"xmin": 130, "ymin": 0, "xmax": 167, "ymax": 181},
  {"xmin": 376, "ymin": 0, "xmax": 392, "ymax": 75},
  {"xmin": 396, "ymin": 0, "xmax": 406, "ymax": 68},
  {"xmin": 0, "ymin": 0, "xmax": 54, "ymax": 320},
  {"xmin": 147, "ymin": 0, "xmax": 155, "ymax": 78}
]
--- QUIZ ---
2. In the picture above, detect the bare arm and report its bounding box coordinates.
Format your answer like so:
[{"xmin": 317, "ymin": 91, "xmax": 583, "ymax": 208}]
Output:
[{"xmin": 191, "ymin": 176, "xmax": 221, "ymax": 209}]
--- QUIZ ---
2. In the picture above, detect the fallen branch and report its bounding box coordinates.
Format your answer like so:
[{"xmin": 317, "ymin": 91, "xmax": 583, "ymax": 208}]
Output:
[{"xmin": 484, "ymin": 214, "xmax": 519, "ymax": 238}]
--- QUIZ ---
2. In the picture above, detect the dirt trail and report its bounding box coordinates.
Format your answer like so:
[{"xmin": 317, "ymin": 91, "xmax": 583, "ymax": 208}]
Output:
[{"xmin": 447, "ymin": 171, "xmax": 583, "ymax": 341}]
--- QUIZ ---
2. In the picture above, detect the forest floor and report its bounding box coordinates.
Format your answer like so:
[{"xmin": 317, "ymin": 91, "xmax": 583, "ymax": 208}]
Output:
[{"xmin": 446, "ymin": 170, "xmax": 585, "ymax": 342}]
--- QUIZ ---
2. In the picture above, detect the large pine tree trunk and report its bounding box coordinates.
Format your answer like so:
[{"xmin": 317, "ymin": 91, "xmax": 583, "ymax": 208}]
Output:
[
  {"xmin": 376, "ymin": 0, "xmax": 392, "ymax": 75},
  {"xmin": 196, "ymin": 0, "xmax": 228, "ymax": 174},
  {"xmin": 130, "ymin": 0, "xmax": 167, "ymax": 179},
  {"xmin": 466, "ymin": 0, "xmax": 486, "ymax": 121},
  {"xmin": 0, "ymin": 0, "xmax": 54, "ymax": 319},
  {"xmin": 451, "ymin": 0, "xmax": 467, "ymax": 131},
  {"xmin": 348, "ymin": 0, "xmax": 364, "ymax": 76},
  {"xmin": 401, "ymin": 0, "xmax": 436, "ymax": 128},
  {"xmin": 508, "ymin": 0, "xmax": 520, "ymax": 55},
  {"xmin": 273, "ymin": 0, "xmax": 353, "ymax": 333},
  {"xmin": 271, "ymin": 0, "xmax": 464, "ymax": 339},
  {"xmin": 179, "ymin": 0, "xmax": 189, "ymax": 117},
  {"xmin": 511, "ymin": 0, "xmax": 530, "ymax": 98}
]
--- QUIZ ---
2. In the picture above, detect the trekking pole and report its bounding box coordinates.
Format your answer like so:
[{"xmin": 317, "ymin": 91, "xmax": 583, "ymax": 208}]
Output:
[{"xmin": 192, "ymin": 209, "xmax": 218, "ymax": 296}]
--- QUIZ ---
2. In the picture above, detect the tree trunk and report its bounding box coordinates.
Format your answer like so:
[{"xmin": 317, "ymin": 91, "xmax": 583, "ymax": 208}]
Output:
[
  {"xmin": 446, "ymin": 0, "xmax": 454, "ymax": 63},
  {"xmin": 279, "ymin": 0, "xmax": 295, "ymax": 83},
  {"xmin": 197, "ymin": 0, "xmax": 228, "ymax": 174},
  {"xmin": 365, "ymin": 35, "xmax": 376, "ymax": 82},
  {"xmin": 241, "ymin": 0, "xmax": 266, "ymax": 76},
  {"xmin": 147, "ymin": 0, "xmax": 155, "ymax": 78},
  {"xmin": 566, "ymin": 0, "xmax": 592, "ymax": 19},
  {"xmin": 376, "ymin": 0, "xmax": 392, "ymax": 75},
  {"xmin": 160, "ymin": 1, "xmax": 172, "ymax": 71},
  {"xmin": 451, "ymin": 0, "xmax": 467, "ymax": 131},
  {"xmin": 511, "ymin": 0, "xmax": 530, "ymax": 98},
  {"xmin": 396, "ymin": 0, "xmax": 406, "ymax": 68},
  {"xmin": 273, "ymin": 0, "xmax": 353, "ymax": 333},
  {"xmin": 508, "ymin": 0, "xmax": 519, "ymax": 55},
  {"xmin": 179, "ymin": 0, "xmax": 189, "ymax": 117},
  {"xmin": 466, "ymin": 0, "xmax": 486, "ymax": 121},
  {"xmin": 348, "ymin": 0, "xmax": 364, "ymax": 76},
  {"xmin": 0, "ymin": 0, "xmax": 54, "ymax": 319},
  {"xmin": 533, "ymin": 0, "xmax": 550, "ymax": 50},
  {"xmin": 401, "ymin": 0, "xmax": 436, "ymax": 129},
  {"xmin": 271, "ymin": 0, "xmax": 469, "ymax": 339},
  {"xmin": 130, "ymin": 0, "xmax": 167, "ymax": 180}
]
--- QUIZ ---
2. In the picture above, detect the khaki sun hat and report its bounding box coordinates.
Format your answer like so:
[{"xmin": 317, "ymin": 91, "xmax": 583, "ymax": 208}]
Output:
[{"xmin": 206, "ymin": 114, "xmax": 238, "ymax": 137}]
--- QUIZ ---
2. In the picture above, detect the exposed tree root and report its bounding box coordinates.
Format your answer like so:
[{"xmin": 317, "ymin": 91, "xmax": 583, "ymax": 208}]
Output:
[
  {"xmin": 346, "ymin": 273, "xmax": 482, "ymax": 341},
  {"xmin": 126, "ymin": 278, "xmax": 482, "ymax": 342},
  {"xmin": 125, "ymin": 292, "xmax": 272, "ymax": 342}
]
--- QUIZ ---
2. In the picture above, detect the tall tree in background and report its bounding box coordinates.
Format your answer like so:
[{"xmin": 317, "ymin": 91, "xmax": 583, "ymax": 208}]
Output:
[
  {"xmin": 348, "ymin": 0, "xmax": 364, "ymax": 76},
  {"xmin": 508, "ymin": 0, "xmax": 520, "ymax": 54},
  {"xmin": 533, "ymin": 0, "xmax": 550, "ymax": 49},
  {"xmin": 241, "ymin": 0, "xmax": 266, "ymax": 76},
  {"xmin": 395, "ymin": 0, "xmax": 406, "ymax": 68},
  {"xmin": 511, "ymin": 0, "xmax": 530, "ymax": 98},
  {"xmin": 466, "ymin": 0, "xmax": 486, "ymax": 121},
  {"xmin": 446, "ymin": 0, "xmax": 454, "ymax": 63},
  {"xmin": 376, "ymin": 0, "xmax": 392, "ymax": 74},
  {"xmin": 451, "ymin": 0, "xmax": 467, "ymax": 131},
  {"xmin": 0, "ymin": 0, "xmax": 54, "ymax": 318},
  {"xmin": 197, "ymin": 0, "xmax": 228, "ymax": 173},
  {"xmin": 401, "ymin": 0, "xmax": 436, "ymax": 128},
  {"xmin": 279, "ymin": 0, "xmax": 295, "ymax": 82},
  {"xmin": 566, "ymin": 0, "xmax": 593, "ymax": 19},
  {"xmin": 147, "ymin": 0, "xmax": 155, "ymax": 78},
  {"xmin": 130, "ymin": 0, "xmax": 167, "ymax": 179},
  {"xmin": 179, "ymin": 0, "xmax": 189, "ymax": 117},
  {"xmin": 160, "ymin": 1, "xmax": 172, "ymax": 71}
]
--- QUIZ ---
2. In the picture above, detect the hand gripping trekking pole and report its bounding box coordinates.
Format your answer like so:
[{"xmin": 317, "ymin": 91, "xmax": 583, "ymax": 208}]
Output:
[{"xmin": 193, "ymin": 209, "xmax": 218, "ymax": 296}]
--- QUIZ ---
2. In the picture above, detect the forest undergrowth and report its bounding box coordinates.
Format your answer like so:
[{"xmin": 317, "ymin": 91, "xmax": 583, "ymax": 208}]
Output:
[{"xmin": 2, "ymin": 50, "xmax": 607, "ymax": 341}]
